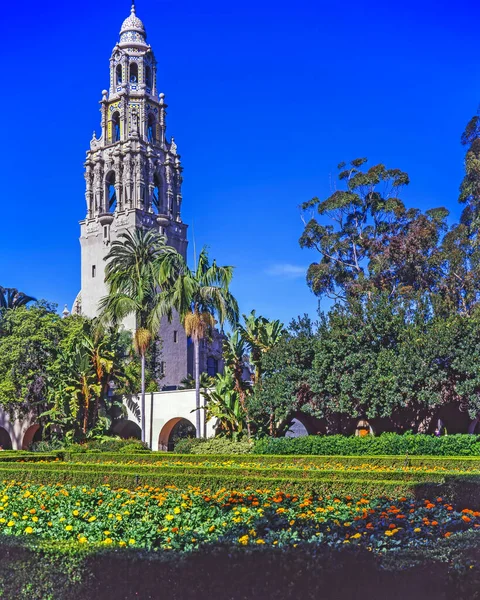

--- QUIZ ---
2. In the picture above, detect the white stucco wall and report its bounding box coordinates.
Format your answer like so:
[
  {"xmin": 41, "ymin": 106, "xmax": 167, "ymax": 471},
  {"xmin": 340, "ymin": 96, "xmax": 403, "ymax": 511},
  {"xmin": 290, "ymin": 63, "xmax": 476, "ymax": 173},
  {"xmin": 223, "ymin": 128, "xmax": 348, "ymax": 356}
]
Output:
[{"xmin": 123, "ymin": 388, "xmax": 215, "ymax": 450}]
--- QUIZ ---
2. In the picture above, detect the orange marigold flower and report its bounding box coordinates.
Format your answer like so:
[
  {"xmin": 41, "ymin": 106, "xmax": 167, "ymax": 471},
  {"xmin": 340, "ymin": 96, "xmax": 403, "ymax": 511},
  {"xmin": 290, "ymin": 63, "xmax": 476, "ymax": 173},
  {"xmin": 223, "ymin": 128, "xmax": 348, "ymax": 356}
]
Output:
[
  {"xmin": 462, "ymin": 516, "xmax": 471, "ymax": 523},
  {"xmin": 444, "ymin": 532, "xmax": 452, "ymax": 538}
]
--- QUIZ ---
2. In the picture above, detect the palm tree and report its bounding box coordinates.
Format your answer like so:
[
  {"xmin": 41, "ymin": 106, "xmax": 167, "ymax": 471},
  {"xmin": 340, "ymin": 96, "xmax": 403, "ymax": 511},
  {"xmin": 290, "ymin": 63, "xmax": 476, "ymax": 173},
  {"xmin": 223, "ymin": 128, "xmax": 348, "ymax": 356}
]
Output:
[
  {"xmin": 99, "ymin": 229, "xmax": 175, "ymax": 443},
  {"xmin": 238, "ymin": 310, "xmax": 285, "ymax": 384},
  {"xmin": 0, "ymin": 287, "xmax": 36, "ymax": 309},
  {"xmin": 159, "ymin": 247, "xmax": 239, "ymax": 438},
  {"xmin": 223, "ymin": 330, "xmax": 251, "ymax": 438}
]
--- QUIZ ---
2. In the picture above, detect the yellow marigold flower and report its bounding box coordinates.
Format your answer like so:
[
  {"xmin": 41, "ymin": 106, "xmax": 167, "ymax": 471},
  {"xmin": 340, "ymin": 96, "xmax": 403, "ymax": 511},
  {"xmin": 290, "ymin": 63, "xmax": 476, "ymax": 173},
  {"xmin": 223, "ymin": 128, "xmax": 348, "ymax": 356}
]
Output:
[
  {"xmin": 24, "ymin": 526, "xmax": 33, "ymax": 534},
  {"xmin": 73, "ymin": 510, "xmax": 79, "ymax": 517},
  {"xmin": 256, "ymin": 539, "xmax": 266, "ymax": 545},
  {"xmin": 12, "ymin": 512, "xmax": 18, "ymax": 517},
  {"xmin": 48, "ymin": 522, "xmax": 52, "ymax": 527},
  {"xmin": 103, "ymin": 538, "xmax": 113, "ymax": 545},
  {"xmin": 289, "ymin": 520, "xmax": 295, "ymax": 526},
  {"xmin": 104, "ymin": 530, "xmax": 111, "ymax": 536},
  {"xmin": 7, "ymin": 521, "xmax": 15, "ymax": 527},
  {"xmin": 119, "ymin": 541, "xmax": 126, "ymax": 547},
  {"xmin": 165, "ymin": 514, "xmax": 174, "ymax": 521},
  {"xmin": 351, "ymin": 533, "xmax": 362, "ymax": 539},
  {"xmin": 385, "ymin": 530, "xmax": 394, "ymax": 537},
  {"xmin": 0, "ymin": 518, "xmax": 6, "ymax": 524},
  {"xmin": 65, "ymin": 525, "xmax": 73, "ymax": 531},
  {"xmin": 32, "ymin": 516, "xmax": 38, "ymax": 522},
  {"xmin": 88, "ymin": 516, "xmax": 96, "ymax": 522},
  {"xmin": 241, "ymin": 507, "xmax": 248, "ymax": 513},
  {"xmin": 414, "ymin": 528, "xmax": 421, "ymax": 533},
  {"xmin": 22, "ymin": 515, "xmax": 28, "ymax": 520},
  {"xmin": 128, "ymin": 539, "xmax": 136, "ymax": 545},
  {"xmin": 78, "ymin": 536, "xmax": 88, "ymax": 544},
  {"xmin": 174, "ymin": 507, "xmax": 181, "ymax": 514},
  {"xmin": 29, "ymin": 508, "xmax": 36, "ymax": 514}
]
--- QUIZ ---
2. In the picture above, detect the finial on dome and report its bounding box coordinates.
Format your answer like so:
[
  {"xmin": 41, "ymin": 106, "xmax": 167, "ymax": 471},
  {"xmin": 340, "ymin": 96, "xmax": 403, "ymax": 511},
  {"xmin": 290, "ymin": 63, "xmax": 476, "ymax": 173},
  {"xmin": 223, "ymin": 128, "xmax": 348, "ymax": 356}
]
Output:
[{"xmin": 131, "ymin": 0, "xmax": 136, "ymax": 13}]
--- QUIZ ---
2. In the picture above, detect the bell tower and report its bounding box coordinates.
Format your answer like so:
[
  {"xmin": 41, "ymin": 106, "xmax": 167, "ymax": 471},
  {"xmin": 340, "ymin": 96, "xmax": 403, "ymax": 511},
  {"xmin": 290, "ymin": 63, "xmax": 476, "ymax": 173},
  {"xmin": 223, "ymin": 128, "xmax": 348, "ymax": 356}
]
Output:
[{"xmin": 75, "ymin": 3, "xmax": 188, "ymax": 388}]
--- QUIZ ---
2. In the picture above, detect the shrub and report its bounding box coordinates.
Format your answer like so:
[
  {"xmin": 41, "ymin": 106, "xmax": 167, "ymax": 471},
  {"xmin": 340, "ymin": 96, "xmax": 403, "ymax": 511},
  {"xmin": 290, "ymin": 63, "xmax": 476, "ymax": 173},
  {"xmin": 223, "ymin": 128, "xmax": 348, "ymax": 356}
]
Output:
[
  {"xmin": 30, "ymin": 439, "xmax": 65, "ymax": 452},
  {"xmin": 174, "ymin": 437, "xmax": 254, "ymax": 454},
  {"xmin": 253, "ymin": 433, "xmax": 480, "ymax": 456},
  {"xmin": 67, "ymin": 438, "xmax": 149, "ymax": 453}
]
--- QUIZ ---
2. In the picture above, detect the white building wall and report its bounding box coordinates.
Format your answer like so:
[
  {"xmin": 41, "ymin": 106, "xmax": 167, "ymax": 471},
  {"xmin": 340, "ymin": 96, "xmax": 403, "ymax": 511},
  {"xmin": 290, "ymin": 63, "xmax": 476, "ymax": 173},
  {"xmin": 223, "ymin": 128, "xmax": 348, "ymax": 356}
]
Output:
[{"xmin": 123, "ymin": 389, "xmax": 215, "ymax": 450}]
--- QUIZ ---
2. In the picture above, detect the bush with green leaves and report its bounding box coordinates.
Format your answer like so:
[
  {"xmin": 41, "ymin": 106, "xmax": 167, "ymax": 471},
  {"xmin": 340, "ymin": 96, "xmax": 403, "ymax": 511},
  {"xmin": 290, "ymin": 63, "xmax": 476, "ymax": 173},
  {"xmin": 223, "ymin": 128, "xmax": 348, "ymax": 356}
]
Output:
[
  {"xmin": 253, "ymin": 433, "xmax": 480, "ymax": 456},
  {"xmin": 174, "ymin": 437, "xmax": 254, "ymax": 454}
]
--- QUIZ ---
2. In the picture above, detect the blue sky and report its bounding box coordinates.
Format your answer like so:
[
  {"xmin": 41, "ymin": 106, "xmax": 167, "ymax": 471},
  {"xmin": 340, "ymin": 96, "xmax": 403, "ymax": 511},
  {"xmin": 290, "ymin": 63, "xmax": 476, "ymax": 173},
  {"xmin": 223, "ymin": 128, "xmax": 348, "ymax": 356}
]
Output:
[{"xmin": 2, "ymin": 0, "xmax": 480, "ymax": 325}]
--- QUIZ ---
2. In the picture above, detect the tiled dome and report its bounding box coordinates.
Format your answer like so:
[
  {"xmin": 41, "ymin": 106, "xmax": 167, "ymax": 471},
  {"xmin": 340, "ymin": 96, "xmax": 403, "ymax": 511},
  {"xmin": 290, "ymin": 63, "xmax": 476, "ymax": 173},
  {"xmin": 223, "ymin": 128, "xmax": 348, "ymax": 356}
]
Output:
[{"xmin": 119, "ymin": 4, "xmax": 147, "ymax": 46}]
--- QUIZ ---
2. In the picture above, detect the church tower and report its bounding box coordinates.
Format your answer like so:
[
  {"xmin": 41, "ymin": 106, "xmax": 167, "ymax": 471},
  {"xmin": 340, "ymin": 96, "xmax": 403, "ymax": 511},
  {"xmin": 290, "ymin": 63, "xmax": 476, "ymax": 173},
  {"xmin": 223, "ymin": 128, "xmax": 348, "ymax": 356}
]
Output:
[{"xmin": 76, "ymin": 3, "xmax": 189, "ymax": 388}]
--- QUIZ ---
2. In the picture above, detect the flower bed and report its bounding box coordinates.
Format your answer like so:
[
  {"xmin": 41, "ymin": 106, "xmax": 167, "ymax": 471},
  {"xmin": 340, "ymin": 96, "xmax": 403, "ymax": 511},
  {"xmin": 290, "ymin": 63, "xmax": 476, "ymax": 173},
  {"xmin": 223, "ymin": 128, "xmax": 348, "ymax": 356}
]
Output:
[{"xmin": 1, "ymin": 481, "xmax": 479, "ymax": 552}]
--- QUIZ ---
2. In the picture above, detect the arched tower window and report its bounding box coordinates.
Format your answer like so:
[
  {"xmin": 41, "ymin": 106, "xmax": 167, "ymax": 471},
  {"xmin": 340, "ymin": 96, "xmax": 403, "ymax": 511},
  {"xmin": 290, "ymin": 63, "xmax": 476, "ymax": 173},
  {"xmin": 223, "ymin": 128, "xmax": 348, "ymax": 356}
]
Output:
[
  {"xmin": 112, "ymin": 112, "xmax": 120, "ymax": 142},
  {"xmin": 152, "ymin": 172, "xmax": 163, "ymax": 213},
  {"xmin": 145, "ymin": 65, "xmax": 152, "ymax": 88},
  {"xmin": 116, "ymin": 64, "xmax": 122, "ymax": 85},
  {"xmin": 147, "ymin": 113, "xmax": 156, "ymax": 143},
  {"xmin": 105, "ymin": 171, "xmax": 117, "ymax": 212},
  {"xmin": 130, "ymin": 62, "xmax": 138, "ymax": 83}
]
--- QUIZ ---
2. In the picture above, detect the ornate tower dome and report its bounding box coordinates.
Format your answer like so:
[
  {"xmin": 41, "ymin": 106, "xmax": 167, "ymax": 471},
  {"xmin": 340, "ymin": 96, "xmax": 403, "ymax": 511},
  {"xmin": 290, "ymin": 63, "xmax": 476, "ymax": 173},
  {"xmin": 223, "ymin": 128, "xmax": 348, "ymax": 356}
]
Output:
[{"xmin": 119, "ymin": 3, "xmax": 147, "ymax": 48}]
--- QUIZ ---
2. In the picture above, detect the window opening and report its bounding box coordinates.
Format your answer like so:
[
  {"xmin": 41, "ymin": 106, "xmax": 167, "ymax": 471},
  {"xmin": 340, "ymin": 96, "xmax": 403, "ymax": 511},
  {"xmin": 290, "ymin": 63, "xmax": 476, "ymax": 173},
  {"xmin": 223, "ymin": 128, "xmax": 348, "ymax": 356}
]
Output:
[
  {"xmin": 92, "ymin": 265, "xmax": 96, "ymax": 278},
  {"xmin": 145, "ymin": 65, "xmax": 152, "ymax": 88},
  {"xmin": 116, "ymin": 64, "xmax": 122, "ymax": 85},
  {"xmin": 174, "ymin": 331, "xmax": 178, "ymax": 343},
  {"xmin": 112, "ymin": 112, "xmax": 121, "ymax": 143},
  {"xmin": 207, "ymin": 357, "xmax": 218, "ymax": 377},
  {"xmin": 105, "ymin": 171, "xmax": 117, "ymax": 212},
  {"xmin": 130, "ymin": 62, "xmax": 138, "ymax": 83}
]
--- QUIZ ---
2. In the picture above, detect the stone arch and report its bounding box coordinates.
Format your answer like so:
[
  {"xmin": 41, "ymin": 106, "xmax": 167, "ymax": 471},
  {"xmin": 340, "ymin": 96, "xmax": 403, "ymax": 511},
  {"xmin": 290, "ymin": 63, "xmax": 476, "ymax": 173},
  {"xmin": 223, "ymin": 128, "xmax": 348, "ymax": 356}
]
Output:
[
  {"xmin": 0, "ymin": 426, "xmax": 12, "ymax": 450},
  {"xmin": 285, "ymin": 417, "xmax": 309, "ymax": 438},
  {"xmin": 355, "ymin": 418, "xmax": 374, "ymax": 437},
  {"xmin": 159, "ymin": 418, "xmax": 196, "ymax": 452},
  {"xmin": 111, "ymin": 419, "xmax": 141, "ymax": 440},
  {"xmin": 22, "ymin": 424, "xmax": 42, "ymax": 450}
]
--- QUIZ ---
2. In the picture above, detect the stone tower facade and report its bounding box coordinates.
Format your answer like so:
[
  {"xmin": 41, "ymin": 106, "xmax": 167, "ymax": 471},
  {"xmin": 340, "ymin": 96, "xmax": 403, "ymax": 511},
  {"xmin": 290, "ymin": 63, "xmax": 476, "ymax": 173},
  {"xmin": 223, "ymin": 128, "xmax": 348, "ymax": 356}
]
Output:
[{"xmin": 75, "ymin": 3, "xmax": 189, "ymax": 388}]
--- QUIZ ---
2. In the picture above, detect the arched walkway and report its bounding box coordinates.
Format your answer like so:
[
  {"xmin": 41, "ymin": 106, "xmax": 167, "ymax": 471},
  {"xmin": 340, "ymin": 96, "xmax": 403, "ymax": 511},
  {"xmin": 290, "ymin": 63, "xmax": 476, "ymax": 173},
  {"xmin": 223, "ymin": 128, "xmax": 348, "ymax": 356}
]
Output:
[
  {"xmin": 112, "ymin": 420, "xmax": 141, "ymax": 440},
  {"xmin": 285, "ymin": 418, "xmax": 309, "ymax": 438},
  {"xmin": 0, "ymin": 426, "xmax": 12, "ymax": 450},
  {"xmin": 22, "ymin": 424, "xmax": 42, "ymax": 450},
  {"xmin": 159, "ymin": 418, "xmax": 196, "ymax": 451}
]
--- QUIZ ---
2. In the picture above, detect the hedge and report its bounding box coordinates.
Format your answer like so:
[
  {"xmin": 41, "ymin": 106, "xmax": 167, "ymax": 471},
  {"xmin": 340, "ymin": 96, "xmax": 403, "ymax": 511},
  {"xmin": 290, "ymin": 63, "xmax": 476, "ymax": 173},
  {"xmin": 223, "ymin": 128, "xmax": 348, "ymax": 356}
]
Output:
[
  {"xmin": 62, "ymin": 452, "xmax": 480, "ymax": 471},
  {"xmin": 2, "ymin": 460, "xmax": 475, "ymax": 483},
  {"xmin": 2, "ymin": 464, "xmax": 480, "ymax": 507},
  {"xmin": 2, "ymin": 533, "xmax": 480, "ymax": 600},
  {"xmin": 253, "ymin": 434, "xmax": 480, "ymax": 456},
  {"xmin": 0, "ymin": 452, "xmax": 61, "ymax": 463}
]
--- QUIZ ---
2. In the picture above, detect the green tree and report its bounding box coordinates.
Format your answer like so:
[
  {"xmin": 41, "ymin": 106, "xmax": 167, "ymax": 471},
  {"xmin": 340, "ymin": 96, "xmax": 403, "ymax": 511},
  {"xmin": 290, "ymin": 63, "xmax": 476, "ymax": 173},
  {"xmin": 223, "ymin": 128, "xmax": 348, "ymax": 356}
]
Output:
[
  {"xmin": 249, "ymin": 316, "xmax": 317, "ymax": 436},
  {"xmin": 0, "ymin": 304, "xmax": 63, "ymax": 414},
  {"xmin": 299, "ymin": 158, "xmax": 448, "ymax": 302},
  {"xmin": 238, "ymin": 310, "xmax": 284, "ymax": 385},
  {"xmin": 159, "ymin": 247, "xmax": 239, "ymax": 438},
  {"xmin": 202, "ymin": 369, "xmax": 247, "ymax": 438},
  {"xmin": 99, "ymin": 229, "xmax": 174, "ymax": 443}
]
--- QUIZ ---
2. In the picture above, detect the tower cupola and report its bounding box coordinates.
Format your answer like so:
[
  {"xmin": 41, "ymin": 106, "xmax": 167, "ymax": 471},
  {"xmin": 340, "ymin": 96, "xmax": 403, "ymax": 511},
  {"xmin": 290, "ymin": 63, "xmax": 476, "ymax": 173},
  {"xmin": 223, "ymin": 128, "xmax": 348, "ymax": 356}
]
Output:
[{"xmin": 119, "ymin": 3, "xmax": 147, "ymax": 49}]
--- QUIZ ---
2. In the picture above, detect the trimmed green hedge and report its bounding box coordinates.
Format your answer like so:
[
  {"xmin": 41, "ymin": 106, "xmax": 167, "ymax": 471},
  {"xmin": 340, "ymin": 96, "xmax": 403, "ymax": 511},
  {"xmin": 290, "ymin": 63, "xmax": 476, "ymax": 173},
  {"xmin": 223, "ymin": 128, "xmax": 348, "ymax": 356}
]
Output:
[
  {"xmin": 62, "ymin": 451, "xmax": 480, "ymax": 471},
  {"xmin": 2, "ymin": 463, "xmax": 480, "ymax": 507},
  {"xmin": 0, "ymin": 452, "xmax": 61, "ymax": 463},
  {"xmin": 174, "ymin": 437, "xmax": 254, "ymax": 454},
  {"xmin": 2, "ymin": 533, "xmax": 480, "ymax": 600},
  {"xmin": 1, "ymin": 460, "xmax": 475, "ymax": 483},
  {"xmin": 254, "ymin": 434, "xmax": 480, "ymax": 456}
]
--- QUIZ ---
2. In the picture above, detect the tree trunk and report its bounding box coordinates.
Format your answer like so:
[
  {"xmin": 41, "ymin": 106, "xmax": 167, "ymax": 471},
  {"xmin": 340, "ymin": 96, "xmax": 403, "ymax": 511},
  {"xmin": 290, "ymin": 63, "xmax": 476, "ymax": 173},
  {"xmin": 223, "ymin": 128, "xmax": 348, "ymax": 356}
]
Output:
[
  {"xmin": 141, "ymin": 352, "xmax": 146, "ymax": 444},
  {"xmin": 195, "ymin": 339, "xmax": 201, "ymax": 438}
]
